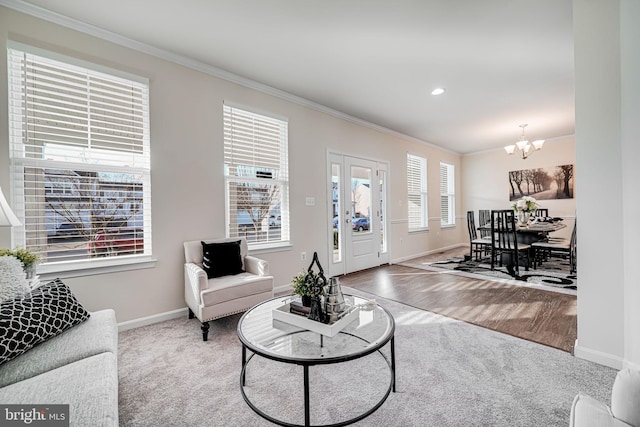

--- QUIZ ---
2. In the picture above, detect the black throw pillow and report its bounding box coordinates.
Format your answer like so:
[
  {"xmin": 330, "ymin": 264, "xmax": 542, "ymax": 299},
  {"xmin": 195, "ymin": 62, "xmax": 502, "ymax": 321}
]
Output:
[
  {"xmin": 0, "ymin": 278, "xmax": 91, "ymax": 365},
  {"xmin": 201, "ymin": 240, "xmax": 244, "ymax": 279}
]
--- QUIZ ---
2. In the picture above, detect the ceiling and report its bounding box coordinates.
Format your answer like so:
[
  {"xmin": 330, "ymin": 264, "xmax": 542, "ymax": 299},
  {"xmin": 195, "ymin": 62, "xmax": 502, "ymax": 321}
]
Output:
[{"xmin": 11, "ymin": 0, "xmax": 574, "ymax": 154}]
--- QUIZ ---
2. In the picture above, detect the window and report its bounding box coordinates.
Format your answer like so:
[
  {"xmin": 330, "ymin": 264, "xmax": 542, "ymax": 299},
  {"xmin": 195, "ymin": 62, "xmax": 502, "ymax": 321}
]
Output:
[
  {"xmin": 440, "ymin": 162, "xmax": 455, "ymax": 226},
  {"xmin": 407, "ymin": 153, "xmax": 428, "ymax": 230},
  {"xmin": 7, "ymin": 44, "xmax": 151, "ymax": 269},
  {"xmin": 223, "ymin": 104, "xmax": 289, "ymax": 248}
]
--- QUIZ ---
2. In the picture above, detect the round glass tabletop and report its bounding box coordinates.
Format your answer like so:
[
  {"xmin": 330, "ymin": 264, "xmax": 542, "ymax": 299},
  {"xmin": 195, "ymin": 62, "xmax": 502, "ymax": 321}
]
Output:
[{"xmin": 237, "ymin": 294, "xmax": 395, "ymax": 364}]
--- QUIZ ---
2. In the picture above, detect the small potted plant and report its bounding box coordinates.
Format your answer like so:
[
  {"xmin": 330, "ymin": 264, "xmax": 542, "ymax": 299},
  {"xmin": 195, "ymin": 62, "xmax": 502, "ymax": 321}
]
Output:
[
  {"xmin": 291, "ymin": 270, "xmax": 316, "ymax": 307},
  {"xmin": 0, "ymin": 247, "xmax": 41, "ymax": 279}
]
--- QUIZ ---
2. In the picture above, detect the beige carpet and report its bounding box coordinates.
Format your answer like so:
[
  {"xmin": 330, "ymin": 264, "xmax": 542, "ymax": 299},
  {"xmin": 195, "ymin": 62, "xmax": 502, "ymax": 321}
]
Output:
[{"xmin": 118, "ymin": 287, "xmax": 613, "ymax": 427}]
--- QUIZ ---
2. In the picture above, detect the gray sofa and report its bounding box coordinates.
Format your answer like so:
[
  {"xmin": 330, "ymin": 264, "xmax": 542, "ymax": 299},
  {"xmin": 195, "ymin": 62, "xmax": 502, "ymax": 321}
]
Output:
[
  {"xmin": 0, "ymin": 309, "xmax": 119, "ymax": 426},
  {"xmin": 570, "ymin": 368, "xmax": 640, "ymax": 427}
]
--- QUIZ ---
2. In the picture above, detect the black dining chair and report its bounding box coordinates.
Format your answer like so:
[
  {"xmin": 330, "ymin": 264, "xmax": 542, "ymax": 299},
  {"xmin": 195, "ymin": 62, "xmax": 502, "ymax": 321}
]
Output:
[
  {"xmin": 467, "ymin": 211, "xmax": 491, "ymax": 261},
  {"xmin": 532, "ymin": 219, "xmax": 577, "ymax": 274},
  {"xmin": 479, "ymin": 209, "xmax": 491, "ymax": 238},
  {"xmin": 534, "ymin": 208, "xmax": 549, "ymax": 218},
  {"xmin": 490, "ymin": 209, "xmax": 531, "ymax": 277}
]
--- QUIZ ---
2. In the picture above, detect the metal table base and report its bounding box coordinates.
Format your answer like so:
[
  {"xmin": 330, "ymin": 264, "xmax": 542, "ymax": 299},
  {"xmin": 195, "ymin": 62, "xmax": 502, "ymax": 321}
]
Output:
[{"xmin": 240, "ymin": 333, "xmax": 396, "ymax": 427}]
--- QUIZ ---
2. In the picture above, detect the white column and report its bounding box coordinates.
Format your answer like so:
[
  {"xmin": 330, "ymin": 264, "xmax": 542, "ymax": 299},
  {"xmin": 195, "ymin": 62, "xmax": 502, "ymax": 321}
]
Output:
[{"xmin": 573, "ymin": 0, "xmax": 625, "ymax": 368}]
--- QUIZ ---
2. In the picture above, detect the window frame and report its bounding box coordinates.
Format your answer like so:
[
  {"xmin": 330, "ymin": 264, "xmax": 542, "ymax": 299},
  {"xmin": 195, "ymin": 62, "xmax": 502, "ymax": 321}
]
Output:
[
  {"xmin": 407, "ymin": 153, "xmax": 428, "ymax": 232},
  {"xmin": 7, "ymin": 42, "xmax": 154, "ymax": 278},
  {"xmin": 223, "ymin": 103, "xmax": 290, "ymax": 250},
  {"xmin": 440, "ymin": 162, "xmax": 456, "ymax": 227}
]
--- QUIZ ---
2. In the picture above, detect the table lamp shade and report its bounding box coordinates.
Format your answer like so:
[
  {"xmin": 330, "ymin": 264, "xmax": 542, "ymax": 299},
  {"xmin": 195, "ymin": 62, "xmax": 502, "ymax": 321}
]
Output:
[{"xmin": 0, "ymin": 187, "xmax": 21, "ymax": 227}]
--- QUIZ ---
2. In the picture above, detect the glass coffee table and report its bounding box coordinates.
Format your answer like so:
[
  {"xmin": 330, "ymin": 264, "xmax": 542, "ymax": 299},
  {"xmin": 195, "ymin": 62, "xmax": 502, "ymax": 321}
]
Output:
[{"xmin": 237, "ymin": 294, "xmax": 396, "ymax": 427}]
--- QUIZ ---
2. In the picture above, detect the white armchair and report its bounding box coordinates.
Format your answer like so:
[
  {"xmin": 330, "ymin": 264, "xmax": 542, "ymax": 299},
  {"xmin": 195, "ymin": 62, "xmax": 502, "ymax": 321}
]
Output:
[
  {"xmin": 570, "ymin": 369, "xmax": 640, "ymax": 427},
  {"xmin": 184, "ymin": 237, "xmax": 274, "ymax": 341}
]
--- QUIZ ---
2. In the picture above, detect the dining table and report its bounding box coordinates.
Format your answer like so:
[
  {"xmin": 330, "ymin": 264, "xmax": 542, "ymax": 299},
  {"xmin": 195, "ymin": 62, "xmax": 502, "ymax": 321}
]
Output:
[
  {"xmin": 478, "ymin": 219, "xmax": 567, "ymax": 244},
  {"xmin": 476, "ymin": 218, "xmax": 567, "ymax": 275},
  {"xmin": 512, "ymin": 220, "xmax": 567, "ymax": 244}
]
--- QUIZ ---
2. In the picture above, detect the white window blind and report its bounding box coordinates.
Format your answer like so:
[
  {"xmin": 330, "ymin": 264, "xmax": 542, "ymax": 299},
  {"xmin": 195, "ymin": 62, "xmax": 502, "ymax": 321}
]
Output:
[
  {"xmin": 407, "ymin": 153, "xmax": 428, "ymax": 230},
  {"xmin": 223, "ymin": 104, "xmax": 289, "ymax": 247},
  {"xmin": 7, "ymin": 46, "xmax": 151, "ymax": 266},
  {"xmin": 440, "ymin": 162, "xmax": 455, "ymax": 226}
]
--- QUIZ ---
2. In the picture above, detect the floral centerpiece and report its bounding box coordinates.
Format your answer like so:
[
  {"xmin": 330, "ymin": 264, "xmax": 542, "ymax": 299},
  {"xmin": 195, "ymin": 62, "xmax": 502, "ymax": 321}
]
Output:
[
  {"xmin": 511, "ymin": 196, "xmax": 538, "ymax": 225},
  {"xmin": 512, "ymin": 196, "xmax": 538, "ymax": 213}
]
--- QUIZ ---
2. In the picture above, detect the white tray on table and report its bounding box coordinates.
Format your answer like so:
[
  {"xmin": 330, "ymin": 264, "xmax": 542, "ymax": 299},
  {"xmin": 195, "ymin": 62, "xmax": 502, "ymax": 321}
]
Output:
[{"xmin": 272, "ymin": 301, "xmax": 360, "ymax": 338}]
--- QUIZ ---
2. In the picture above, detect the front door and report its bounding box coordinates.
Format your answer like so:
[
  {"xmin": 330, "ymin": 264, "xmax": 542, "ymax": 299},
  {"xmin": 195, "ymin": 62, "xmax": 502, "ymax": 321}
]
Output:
[{"xmin": 328, "ymin": 153, "xmax": 388, "ymax": 276}]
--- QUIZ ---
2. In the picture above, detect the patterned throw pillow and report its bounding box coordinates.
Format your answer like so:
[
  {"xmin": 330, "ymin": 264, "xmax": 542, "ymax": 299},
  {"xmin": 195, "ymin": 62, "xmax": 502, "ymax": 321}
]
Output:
[
  {"xmin": 0, "ymin": 278, "xmax": 90, "ymax": 365},
  {"xmin": 201, "ymin": 240, "xmax": 244, "ymax": 279}
]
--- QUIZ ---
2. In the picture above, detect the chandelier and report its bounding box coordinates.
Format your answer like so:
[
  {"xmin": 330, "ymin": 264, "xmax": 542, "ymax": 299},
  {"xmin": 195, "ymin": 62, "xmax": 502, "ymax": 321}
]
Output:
[{"xmin": 504, "ymin": 124, "xmax": 545, "ymax": 159}]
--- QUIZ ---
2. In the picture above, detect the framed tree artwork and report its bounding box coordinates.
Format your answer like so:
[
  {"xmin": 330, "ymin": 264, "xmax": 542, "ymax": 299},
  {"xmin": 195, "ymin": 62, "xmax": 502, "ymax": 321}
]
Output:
[{"xmin": 508, "ymin": 164, "xmax": 574, "ymax": 201}]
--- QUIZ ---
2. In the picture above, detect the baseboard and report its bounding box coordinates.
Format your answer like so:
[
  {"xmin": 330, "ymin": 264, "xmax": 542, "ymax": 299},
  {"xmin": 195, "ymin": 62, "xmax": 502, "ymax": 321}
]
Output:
[
  {"xmin": 391, "ymin": 243, "xmax": 467, "ymax": 265},
  {"xmin": 624, "ymin": 360, "xmax": 640, "ymax": 371},
  {"xmin": 280, "ymin": 241, "xmax": 466, "ymax": 288},
  {"xmin": 117, "ymin": 307, "xmax": 188, "ymax": 332},
  {"xmin": 274, "ymin": 283, "xmax": 293, "ymax": 296},
  {"xmin": 573, "ymin": 339, "xmax": 624, "ymax": 369}
]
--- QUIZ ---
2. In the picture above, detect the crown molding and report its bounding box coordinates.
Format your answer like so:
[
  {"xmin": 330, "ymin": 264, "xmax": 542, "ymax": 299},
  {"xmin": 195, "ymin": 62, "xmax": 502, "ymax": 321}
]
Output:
[
  {"xmin": 462, "ymin": 133, "xmax": 576, "ymax": 157},
  {"xmin": 0, "ymin": 0, "xmax": 458, "ymax": 156}
]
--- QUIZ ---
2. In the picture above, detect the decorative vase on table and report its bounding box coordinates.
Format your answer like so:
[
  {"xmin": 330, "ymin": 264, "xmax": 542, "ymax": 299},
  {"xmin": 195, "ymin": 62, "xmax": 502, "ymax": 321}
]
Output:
[
  {"xmin": 324, "ymin": 277, "xmax": 346, "ymax": 324},
  {"xmin": 512, "ymin": 196, "xmax": 538, "ymax": 227},
  {"xmin": 301, "ymin": 295, "xmax": 311, "ymax": 307}
]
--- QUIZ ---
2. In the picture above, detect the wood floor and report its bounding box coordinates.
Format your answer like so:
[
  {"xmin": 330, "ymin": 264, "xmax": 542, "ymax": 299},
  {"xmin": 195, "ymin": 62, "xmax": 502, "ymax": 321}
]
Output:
[{"xmin": 339, "ymin": 248, "xmax": 577, "ymax": 352}]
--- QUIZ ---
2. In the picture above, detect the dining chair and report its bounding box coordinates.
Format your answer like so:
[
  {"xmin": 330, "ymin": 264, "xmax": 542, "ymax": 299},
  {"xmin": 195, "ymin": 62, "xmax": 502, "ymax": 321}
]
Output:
[
  {"xmin": 467, "ymin": 211, "xmax": 491, "ymax": 261},
  {"xmin": 479, "ymin": 209, "xmax": 491, "ymax": 238},
  {"xmin": 490, "ymin": 209, "xmax": 531, "ymax": 277},
  {"xmin": 534, "ymin": 208, "xmax": 549, "ymax": 218},
  {"xmin": 532, "ymin": 219, "xmax": 577, "ymax": 274}
]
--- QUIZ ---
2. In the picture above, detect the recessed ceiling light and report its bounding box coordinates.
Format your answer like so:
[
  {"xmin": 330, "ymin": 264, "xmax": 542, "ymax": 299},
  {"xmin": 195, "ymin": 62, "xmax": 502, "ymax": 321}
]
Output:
[{"xmin": 431, "ymin": 88, "xmax": 446, "ymax": 95}]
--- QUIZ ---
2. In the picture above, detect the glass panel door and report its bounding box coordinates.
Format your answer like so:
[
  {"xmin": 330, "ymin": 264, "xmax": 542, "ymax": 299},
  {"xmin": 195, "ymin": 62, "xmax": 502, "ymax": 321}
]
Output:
[
  {"xmin": 345, "ymin": 157, "xmax": 378, "ymax": 273},
  {"xmin": 379, "ymin": 167, "xmax": 388, "ymax": 259},
  {"xmin": 327, "ymin": 153, "xmax": 388, "ymax": 276},
  {"xmin": 331, "ymin": 162, "xmax": 341, "ymax": 263},
  {"xmin": 350, "ymin": 165, "xmax": 372, "ymax": 234}
]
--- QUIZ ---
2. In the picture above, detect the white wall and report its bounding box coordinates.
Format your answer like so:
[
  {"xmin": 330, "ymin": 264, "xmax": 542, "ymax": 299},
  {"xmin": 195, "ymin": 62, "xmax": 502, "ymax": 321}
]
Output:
[
  {"xmin": 621, "ymin": 0, "xmax": 640, "ymax": 371},
  {"xmin": 0, "ymin": 6, "xmax": 465, "ymax": 323},
  {"xmin": 389, "ymin": 147, "xmax": 465, "ymax": 263},
  {"xmin": 573, "ymin": 0, "xmax": 640, "ymax": 369}
]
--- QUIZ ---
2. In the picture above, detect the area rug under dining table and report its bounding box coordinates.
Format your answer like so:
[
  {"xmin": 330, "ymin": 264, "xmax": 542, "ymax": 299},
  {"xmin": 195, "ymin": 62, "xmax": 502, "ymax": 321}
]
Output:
[{"xmin": 400, "ymin": 252, "xmax": 576, "ymax": 295}]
